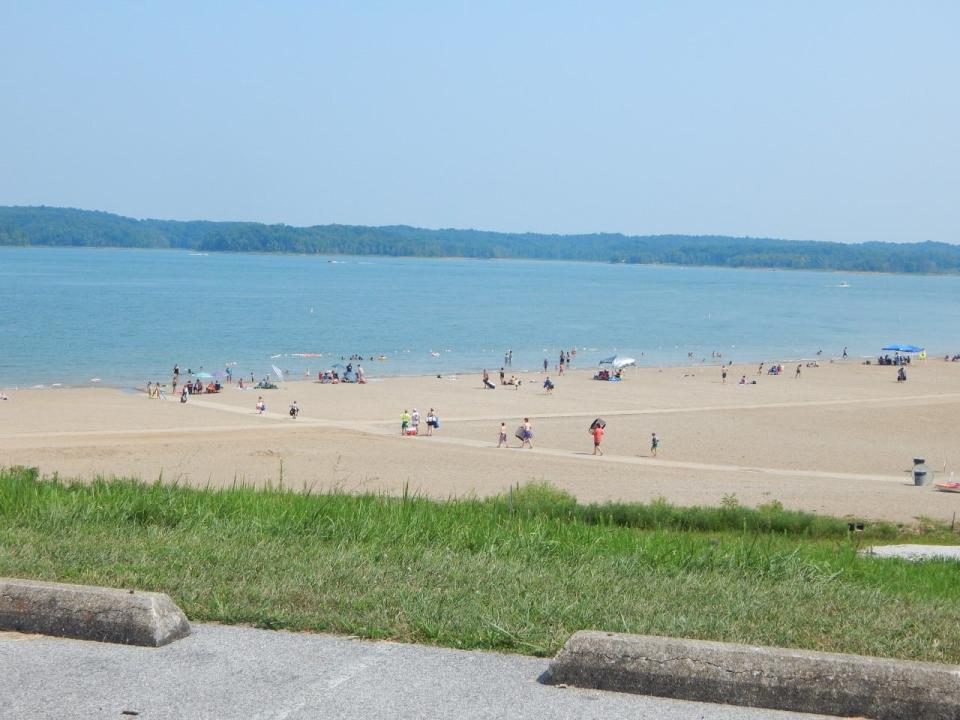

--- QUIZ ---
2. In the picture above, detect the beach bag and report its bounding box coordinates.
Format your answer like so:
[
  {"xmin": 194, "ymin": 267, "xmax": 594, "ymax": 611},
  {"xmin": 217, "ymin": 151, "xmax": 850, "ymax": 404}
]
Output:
[{"xmin": 515, "ymin": 426, "xmax": 526, "ymax": 440}]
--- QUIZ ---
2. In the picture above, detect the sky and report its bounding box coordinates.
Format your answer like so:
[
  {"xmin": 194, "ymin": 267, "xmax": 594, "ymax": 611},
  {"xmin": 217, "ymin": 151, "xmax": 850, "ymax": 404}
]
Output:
[{"xmin": 1, "ymin": 1, "xmax": 958, "ymax": 243}]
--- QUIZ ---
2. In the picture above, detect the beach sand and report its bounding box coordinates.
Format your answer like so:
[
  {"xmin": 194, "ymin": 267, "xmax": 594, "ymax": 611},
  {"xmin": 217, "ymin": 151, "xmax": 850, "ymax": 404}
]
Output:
[{"xmin": 2, "ymin": 361, "xmax": 960, "ymax": 523}]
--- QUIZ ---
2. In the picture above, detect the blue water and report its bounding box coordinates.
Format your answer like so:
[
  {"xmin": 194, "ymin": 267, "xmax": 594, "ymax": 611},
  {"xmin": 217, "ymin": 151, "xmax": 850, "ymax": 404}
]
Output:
[{"xmin": 2, "ymin": 247, "xmax": 959, "ymax": 387}]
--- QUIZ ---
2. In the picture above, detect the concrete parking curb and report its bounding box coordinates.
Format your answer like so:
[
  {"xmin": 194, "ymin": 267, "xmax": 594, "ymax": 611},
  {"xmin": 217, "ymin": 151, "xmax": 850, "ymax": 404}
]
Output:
[
  {"xmin": 543, "ymin": 631, "xmax": 960, "ymax": 720},
  {"xmin": 0, "ymin": 577, "xmax": 190, "ymax": 647}
]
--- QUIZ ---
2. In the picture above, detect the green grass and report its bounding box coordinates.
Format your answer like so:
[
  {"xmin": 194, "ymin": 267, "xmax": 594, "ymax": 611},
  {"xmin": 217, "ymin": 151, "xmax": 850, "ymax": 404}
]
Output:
[{"xmin": 1, "ymin": 466, "xmax": 958, "ymax": 662}]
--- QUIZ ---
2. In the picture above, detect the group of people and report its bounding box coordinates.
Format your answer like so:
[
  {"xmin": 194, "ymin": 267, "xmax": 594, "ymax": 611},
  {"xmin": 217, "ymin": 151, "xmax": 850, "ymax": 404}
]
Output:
[
  {"xmin": 400, "ymin": 408, "xmax": 440, "ymax": 436},
  {"xmin": 878, "ymin": 354, "xmax": 911, "ymax": 366},
  {"xmin": 318, "ymin": 362, "xmax": 365, "ymax": 384},
  {"xmin": 494, "ymin": 416, "xmax": 660, "ymax": 457},
  {"xmin": 145, "ymin": 382, "xmax": 167, "ymax": 400},
  {"xmin": 486, "ymin": 368, "xmax": 523, "ymax": 389},
  {"xmin": 253, "ymin": 397, "xmax": 300, "ymax": 417}
]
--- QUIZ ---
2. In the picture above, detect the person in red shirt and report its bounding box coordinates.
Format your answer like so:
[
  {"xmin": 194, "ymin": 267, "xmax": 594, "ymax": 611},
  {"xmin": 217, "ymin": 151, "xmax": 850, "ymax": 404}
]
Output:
[{"xmin": 592, "ymin": 424, "xmax": 604, "ymax": 455}]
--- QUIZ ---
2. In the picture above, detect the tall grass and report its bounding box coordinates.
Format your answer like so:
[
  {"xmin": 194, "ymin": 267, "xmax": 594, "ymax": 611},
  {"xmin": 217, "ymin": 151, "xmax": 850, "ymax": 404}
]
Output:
[{"xmin": 1, "ymin": 467, "xmax": 957, "ymax": 662}]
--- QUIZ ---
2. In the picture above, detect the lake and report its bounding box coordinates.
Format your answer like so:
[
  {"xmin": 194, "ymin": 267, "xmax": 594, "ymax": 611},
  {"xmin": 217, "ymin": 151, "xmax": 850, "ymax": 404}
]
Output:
[{"xmin": 1, "ymin": 247, "xmax": 958, "ymax": 387}]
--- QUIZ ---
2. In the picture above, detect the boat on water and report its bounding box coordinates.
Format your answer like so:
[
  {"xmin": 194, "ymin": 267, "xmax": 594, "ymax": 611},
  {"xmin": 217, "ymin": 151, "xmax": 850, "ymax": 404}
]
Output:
[{"xmin": 837, "ymin": 281, "xmax": 850, "ymax": 288}]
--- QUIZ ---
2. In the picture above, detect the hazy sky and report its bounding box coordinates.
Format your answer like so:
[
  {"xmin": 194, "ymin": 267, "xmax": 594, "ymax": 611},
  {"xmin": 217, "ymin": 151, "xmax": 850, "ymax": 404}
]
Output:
[{"xmin": 2, "ymin": 2, "xmax": 957, "ymax": 242}]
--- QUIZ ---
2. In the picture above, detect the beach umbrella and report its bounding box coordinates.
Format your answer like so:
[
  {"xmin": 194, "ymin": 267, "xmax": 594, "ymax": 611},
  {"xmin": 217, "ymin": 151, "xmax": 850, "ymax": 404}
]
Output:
[
  {"xmin": 271, "ymin": 364, "xmax": 285, "ymax": 382},
  {"xmin": 599, "ymin": 355, "xmax": 637, "ymax": 369}
]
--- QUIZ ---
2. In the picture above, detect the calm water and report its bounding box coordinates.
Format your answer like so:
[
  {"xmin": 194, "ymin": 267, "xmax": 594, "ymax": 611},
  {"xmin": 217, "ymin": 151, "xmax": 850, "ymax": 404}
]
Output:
[{"xmin": 2, "ymin": 247, "xmax": 959, "ymax": 387}]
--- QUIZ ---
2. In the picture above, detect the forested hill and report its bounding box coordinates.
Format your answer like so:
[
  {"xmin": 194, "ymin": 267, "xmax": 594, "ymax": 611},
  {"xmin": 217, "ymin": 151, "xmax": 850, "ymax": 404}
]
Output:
[{"xmin": 1, "ymin": 205, "xmax": 958, "ymax": 274}]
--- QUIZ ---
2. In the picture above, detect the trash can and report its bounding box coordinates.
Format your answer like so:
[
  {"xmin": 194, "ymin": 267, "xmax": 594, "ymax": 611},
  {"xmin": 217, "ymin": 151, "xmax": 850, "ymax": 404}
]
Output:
[{"xmin": 913, "ymin": 465, "xmax": 929, "ymax": 486}]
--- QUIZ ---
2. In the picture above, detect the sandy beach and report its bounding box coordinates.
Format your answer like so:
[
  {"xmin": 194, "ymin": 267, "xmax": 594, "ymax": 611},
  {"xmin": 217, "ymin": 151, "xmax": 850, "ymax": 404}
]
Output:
[{"xmin": 2, "ymin": 360, "xmax": 960, "ymax": 523}]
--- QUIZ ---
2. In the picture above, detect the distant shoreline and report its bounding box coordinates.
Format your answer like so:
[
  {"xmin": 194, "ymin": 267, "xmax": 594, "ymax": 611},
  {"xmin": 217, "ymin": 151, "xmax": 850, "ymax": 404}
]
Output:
[
  {"xmin": 3, "ymin": 205, "xmax": 959, "ymax": 275},
  {"xmin": 0, "ymin": 243, "xmax": 940, "ymax": 279}
]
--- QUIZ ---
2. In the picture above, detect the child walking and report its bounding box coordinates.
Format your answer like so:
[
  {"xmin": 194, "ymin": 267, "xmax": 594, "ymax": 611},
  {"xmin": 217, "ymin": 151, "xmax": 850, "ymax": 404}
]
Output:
[
  {"xmin": 592, "ymin": 423, "xmax": 604, "ymax": 455},
  {"xmin": 497, "ymin": 422, "xmax": 508, "ymax": 448}
]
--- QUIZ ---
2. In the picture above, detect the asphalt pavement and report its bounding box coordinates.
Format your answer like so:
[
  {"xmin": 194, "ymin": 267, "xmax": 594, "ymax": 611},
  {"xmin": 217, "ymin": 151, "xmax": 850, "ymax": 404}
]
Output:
[{"xmin": 0, "ymin": 623, "xmax": 833, "ymax": 719}]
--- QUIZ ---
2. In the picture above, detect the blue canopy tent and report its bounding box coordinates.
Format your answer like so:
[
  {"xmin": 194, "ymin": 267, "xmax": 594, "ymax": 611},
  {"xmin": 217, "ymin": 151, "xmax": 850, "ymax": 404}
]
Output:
[{"xmin": 881, "ymin": 344, "xmax": 924, "ymax": 353}]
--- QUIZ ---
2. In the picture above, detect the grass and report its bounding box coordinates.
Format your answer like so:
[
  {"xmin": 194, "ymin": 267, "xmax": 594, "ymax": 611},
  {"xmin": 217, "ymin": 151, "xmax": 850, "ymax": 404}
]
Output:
[{"xmin": 1, "ymin": 466, "xmax": 958, "ymax": 662}]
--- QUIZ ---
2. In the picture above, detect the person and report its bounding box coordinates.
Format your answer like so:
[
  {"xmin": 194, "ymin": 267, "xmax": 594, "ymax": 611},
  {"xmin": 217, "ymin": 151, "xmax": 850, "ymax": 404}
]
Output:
[
  {"xmin": 521, "ymin": 418, "xmax": 533, "ymax": 448},
  {"xmin": 757, "ymin": 362, "xmax": 764, "ymax": 376},
  {"xmin": 543, "ymin": 376, "xmax": 554, "ymax": 393},
  {"xmin": 795, "ymin": 364, "xmax": 801, "ymax": 378},
  {"xmin": 559, "ymin": 352, "xmax": 565, "ymax": 375},
  {"xmin": 497, "ymin": 422, "xmax": 508, "ymax": 448},
  {"xmin": 739, "ymin": 375, "xmax": 747, "ymax": 384},
  {"xmin": 256, "ymin": 396, "xmax": 266, "ymax": 414},
  {"xmin": 401, "ymin": 409, "xmax": 411, "ymax": 434},
  {"xmin": 842, "ymin": 346, "xmax": 848, "ymax": 359},
  {"xmin": 411, "ymin": 408, "xmax": 421, "ymax": 433},
  {"xmin": 180, "ymin": 386, "xmax": 189, "ymax": 403},
  {"xmin": 721, "ymin": 367, "xmax": 727, "ymax": 384},
  {"xmin": 482, "ymin": 369, "xmax": 495, "ymax": 389},
  {"xmin": 157, "ymin": 383, "xmax": 167, "ymax": 401},
  {"xmin": 425, "ymin": 409, "xmax": 438, "ymax": 435},
  {"xmin": 289, "ymin": 401, "xmax": 299, "ymax": 419},
  {"xmin": 146, "ymin": 381, "xmax": 154, "ymax": 398},
  {"xmin": 543, "ymin": 358, "xmax": 549, "ymax": 373},
  {"xmin": 592, "ymin": 422, "xmax": 604, "ymax": 456},
  {"xmin": 238, "ymin": 377, "xmax": 244, "ymax": 389},
  {"xmin": 499, "ymin": 367, "xmax": 505, "ymax": 385},
  {"xmin": 897, "ymin": 367, "xmax": 907, "ymax": 382},
  {"xmin": 508, "ymin": 350, "xmax": 512, "ymax": 366},
  {"xmin": 650, "ymin": 432, "xmax": 659, "ymax": 457}
]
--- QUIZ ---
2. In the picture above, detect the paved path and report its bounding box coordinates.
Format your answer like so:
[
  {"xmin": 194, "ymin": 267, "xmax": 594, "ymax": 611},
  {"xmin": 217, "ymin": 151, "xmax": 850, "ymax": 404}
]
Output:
[
  {"xmin": 0, "ymin": 623, "xmax": 831, "ymax": 720},
  {"xmin": 862, "ymin": 544, "xmax": 960, "ymax": 561}
]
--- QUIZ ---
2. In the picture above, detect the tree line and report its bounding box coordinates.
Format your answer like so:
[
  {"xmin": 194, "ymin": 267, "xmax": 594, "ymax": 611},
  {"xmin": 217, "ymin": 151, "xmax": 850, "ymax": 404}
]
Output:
[{"xmin": 1, "ymin": 205, "xmax": 957, "ymax": 274}]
